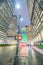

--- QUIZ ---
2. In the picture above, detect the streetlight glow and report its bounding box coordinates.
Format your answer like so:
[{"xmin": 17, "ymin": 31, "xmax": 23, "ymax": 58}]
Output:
[
  {"xmin": 20, "ymin": 18, "xmax": 23, "ymax": 21},
  {"xmin": 16, "ymin": 4, "xmax": 20, "ymax": 9}
]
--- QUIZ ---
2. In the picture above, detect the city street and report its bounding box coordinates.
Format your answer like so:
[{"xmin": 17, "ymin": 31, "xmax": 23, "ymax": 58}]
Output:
[
  {"xmin": 0, "ymin": 46, "xmax": 16, "ymax": 65},
  {"xmin": 13, "ymin": 46, "xmax": 43, "ymax": 65},
  {"xmin": 0, "ymin": 0, "xmax": 43, "ymax": 65}
]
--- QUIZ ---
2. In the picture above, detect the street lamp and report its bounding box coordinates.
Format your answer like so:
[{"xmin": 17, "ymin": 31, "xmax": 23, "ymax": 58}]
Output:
[
  {"xmin": 18, "ymin": 15, "xmax": 23, "ymax": 33},
  {"xmin": 20, "ymin": 17, "xmax": 23, "ymax": 21},
  {"xmin": 16, "ymin": 4, "xmax": 20, "ymax": 9}
]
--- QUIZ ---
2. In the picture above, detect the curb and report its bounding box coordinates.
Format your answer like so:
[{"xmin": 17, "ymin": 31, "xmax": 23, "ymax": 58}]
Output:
[{"xmin": 32, "ymin": 46, "xmax": 43, "ymax": 55}]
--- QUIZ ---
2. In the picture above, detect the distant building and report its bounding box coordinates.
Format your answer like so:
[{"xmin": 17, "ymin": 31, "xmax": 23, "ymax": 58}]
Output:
[
  {"xmin": 26, "ymin": 25, "xmax": 33, "ymax": 41},
  {"xmin": 27, "ymin": 0, "xmax": 43, "ymax": 45}
]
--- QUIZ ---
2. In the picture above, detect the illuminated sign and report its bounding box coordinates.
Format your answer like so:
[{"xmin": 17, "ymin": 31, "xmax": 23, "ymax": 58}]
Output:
[{"xmin": 20, "ymin": 34, "xmax": 27, "ymax": 42}]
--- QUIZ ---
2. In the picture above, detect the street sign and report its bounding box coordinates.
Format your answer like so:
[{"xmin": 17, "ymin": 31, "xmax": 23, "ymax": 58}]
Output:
[{"xmin": 20, "ymin": 34, "xmax": 27, "ymax": 42}]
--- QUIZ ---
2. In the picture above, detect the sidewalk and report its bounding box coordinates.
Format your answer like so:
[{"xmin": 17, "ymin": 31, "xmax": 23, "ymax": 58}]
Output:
[{"xmin": 32, "ymin": 46, "xmax": 43, "ymax": 55}]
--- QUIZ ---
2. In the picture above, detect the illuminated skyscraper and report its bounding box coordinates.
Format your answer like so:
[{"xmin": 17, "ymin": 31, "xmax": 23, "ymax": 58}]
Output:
[{"xmin": 27, "ymin": 0, "xmax": 43, "ymax": 44}]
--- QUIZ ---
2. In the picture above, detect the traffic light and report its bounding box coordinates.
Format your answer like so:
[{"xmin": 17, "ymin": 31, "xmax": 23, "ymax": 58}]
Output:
[{"xmin": 16, "ymin": 35, "xmax": 22, "ymax": 40}]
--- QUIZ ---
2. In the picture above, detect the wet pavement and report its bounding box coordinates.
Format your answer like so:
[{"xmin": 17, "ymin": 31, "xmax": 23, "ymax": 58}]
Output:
[
  {"xmin": 32, "ymin": 49, "xmax": 43, "ymax": 65},
  {"xmin": 13, "ymin": 46, "xmax": 43, "ymax": 65},
  {"xmin": 0, "ymin": 46, "xmax": 16, "ymax": 65},
  {"xmin": 0, "ymin": 45, "xmax": 43, "ymax": 65}
]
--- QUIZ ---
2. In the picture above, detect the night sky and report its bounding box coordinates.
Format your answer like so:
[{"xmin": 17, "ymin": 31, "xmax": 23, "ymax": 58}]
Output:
[{"xmin": 13, "ymin": 0, "xmax": 30, "ymax": 27}]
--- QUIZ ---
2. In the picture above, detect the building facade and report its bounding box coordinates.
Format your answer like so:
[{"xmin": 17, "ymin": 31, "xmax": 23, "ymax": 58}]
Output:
[
  {"xmin": 0, "ymin": 0, "xmax": 17, "ymax": 36},
  {"xmin": 27, "ymin": 0, "xmax": 43, "ymax": 45},
  {"xmin": 0, "ymin": 0, "xmax": 17, "ymax": 44}
]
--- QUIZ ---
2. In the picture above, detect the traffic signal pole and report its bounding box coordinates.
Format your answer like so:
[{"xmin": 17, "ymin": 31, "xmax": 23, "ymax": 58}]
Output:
[{"xmin": 13, "ymin": 15, "xmax": 21, "ymax": 65}]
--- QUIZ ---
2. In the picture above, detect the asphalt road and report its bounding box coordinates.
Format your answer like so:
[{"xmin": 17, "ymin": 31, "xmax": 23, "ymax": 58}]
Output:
[
  {"xmin": 13, "ymin": 46, "xmax": 43, "ymax": 65},
  {"xmin": 0, "ymin": 46, "xmax": 16, "ymax": 65}
]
